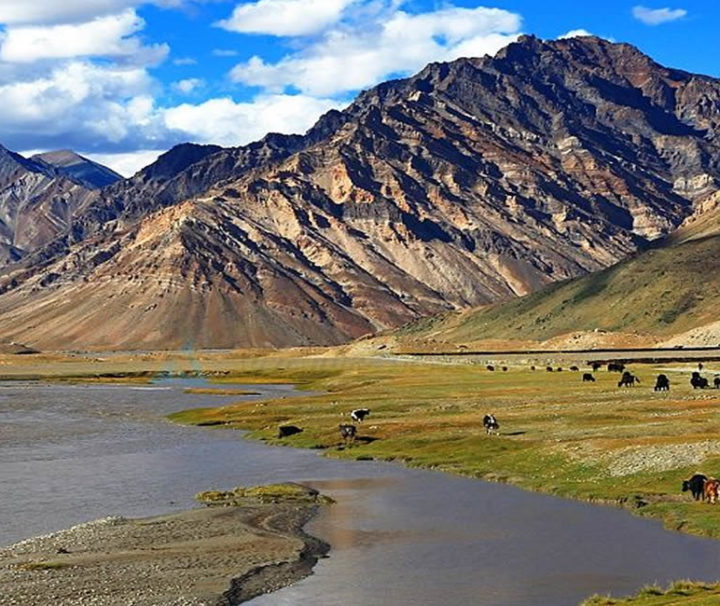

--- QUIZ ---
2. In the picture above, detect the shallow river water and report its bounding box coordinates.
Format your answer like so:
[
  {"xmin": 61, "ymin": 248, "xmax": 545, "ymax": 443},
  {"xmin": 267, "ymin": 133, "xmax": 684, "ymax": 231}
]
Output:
[{"xmin": 2, "ymin": 380, "xmax": 720, "ymax": 605}]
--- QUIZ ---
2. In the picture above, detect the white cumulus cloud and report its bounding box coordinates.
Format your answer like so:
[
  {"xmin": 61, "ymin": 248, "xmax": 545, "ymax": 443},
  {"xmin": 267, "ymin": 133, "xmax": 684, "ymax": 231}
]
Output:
[
  {"xmin": 173, "ymin": 78, "xmax": 205, "ymax": 94},
  {"xmin": 0, "ymin": 10, "xmax": 168, "ymax": 64},
  {"xmin": 162, "ymin": 94, "xmax": 344, "ymax": 147},
  {"xmin": 230, "ymin": 5, "xmax": 521, "ymax": 96},
  {"xmin": 217, "ymin": 0, "xmax": 357, "ymax": 37},
  {"xmin": 79, "ymin": 93, "xmax": 344, "ymax": 175},
  {"xmin": 212, "ymin": 49, "xmax": 239, "ymax": 57},
  {"xmin": 0, "ymin": 61, "xmax": 161, "ymax": 145},
  {"xmin": 0, "ymin": 0, "xmax": 185, "ymax": 26},
  {"xmin": 1, "ymin": 0, "xmax": 525, "ymax": 180},
  {"xmin": 632, "ymin": 5, "xmax": 687, "ymax": 25},
  {"xmin": 81, "ymin": 149, "xmax": 166, "ymax": 177}
]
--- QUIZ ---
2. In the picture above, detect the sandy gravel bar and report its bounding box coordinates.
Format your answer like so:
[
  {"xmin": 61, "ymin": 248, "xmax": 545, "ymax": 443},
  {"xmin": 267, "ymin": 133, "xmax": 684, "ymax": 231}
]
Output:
[{"xmin": 0, "ymin": 502, "xmax": 329, "ymax": 605}]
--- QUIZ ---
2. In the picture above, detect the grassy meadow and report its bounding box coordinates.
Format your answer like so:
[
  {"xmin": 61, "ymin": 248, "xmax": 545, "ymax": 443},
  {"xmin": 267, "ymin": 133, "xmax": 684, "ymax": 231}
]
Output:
[{"xmin": 166, "ymin": 353, "xmax": 720, "ymax": 543}]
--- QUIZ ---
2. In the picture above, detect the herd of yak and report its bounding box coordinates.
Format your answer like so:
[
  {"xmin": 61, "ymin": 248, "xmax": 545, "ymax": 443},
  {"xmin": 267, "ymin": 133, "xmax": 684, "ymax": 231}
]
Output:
[
  {"xmin": 277, "ymin": 407, "xmax": 372, "ymax": 444},
  {"xmin": 586, "ymin": 364, "xmax": 720, "ymax": 391},
  {"xmin": 275, "ymin": 361, "xmax": 720, "ymax": 508},
  {"xmin": 682, "ymin": 473, "xmax": 720, "ymax": 504},
  {"xmin": 492, "ymin": 361, "xmax": 720, "ymax": 504},
  {"xmin": 487, "ymin": 361, "xmax": 720, "ymax": 391},
  {"xmin": 278, "ymin": 362, "xmax": 719, "ymax": 485}
]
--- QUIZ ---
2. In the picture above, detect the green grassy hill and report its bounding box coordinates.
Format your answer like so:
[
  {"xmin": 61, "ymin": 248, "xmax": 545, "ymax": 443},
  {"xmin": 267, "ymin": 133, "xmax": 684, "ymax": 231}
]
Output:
[{"xmin": 400, "ymin": 230, "xmax": 720, "ymax": 345}]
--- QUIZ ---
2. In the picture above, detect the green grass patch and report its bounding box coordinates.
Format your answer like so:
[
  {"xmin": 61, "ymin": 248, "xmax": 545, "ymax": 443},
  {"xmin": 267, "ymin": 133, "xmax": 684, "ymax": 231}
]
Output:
[
  {"xmin": 582, "ymin": 580, "xmax": 720, "ymax": 605},
  {"xmin": 196, "ymin": 482, "xmax": 334, "ymax": 506},
  {"xmin": 209, "ymin": 367, "xmax": 344, "ymax": 387}
]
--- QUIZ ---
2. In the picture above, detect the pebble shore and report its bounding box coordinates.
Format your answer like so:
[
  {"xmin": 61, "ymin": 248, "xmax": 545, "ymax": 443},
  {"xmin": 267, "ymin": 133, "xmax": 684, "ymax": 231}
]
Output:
[{"xmin": 0, "ymin": 501, "xmax": 329, "ymax": 605}]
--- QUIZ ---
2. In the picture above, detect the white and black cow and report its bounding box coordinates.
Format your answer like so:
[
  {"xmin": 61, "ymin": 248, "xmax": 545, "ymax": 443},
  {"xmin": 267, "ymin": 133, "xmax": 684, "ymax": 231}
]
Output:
[
  {"xmin": 350, "ymin": 408, "xmax": 371, "ymax": 422},
  {"xmin": 483, "ymin": 414, "xmax": 499, "ymax": 435}
]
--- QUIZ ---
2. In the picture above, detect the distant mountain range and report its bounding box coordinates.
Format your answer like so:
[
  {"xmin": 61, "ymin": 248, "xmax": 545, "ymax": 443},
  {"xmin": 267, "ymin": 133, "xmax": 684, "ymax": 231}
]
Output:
[
  {"xmin": 1, "ymin": 35, "xmax": 720, "ymax": 350},
  {"xmin": 31, "ymin": 150, "xmax": 122, "ymax": 189},
  {"xmin": 0, "ymin": 146, "xmax": 120, "ymax": 266}
]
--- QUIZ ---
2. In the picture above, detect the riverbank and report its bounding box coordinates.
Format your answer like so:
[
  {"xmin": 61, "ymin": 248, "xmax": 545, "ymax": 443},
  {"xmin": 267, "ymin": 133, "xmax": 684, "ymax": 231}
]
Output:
[
  {"xmin": 165, "ymin": 355, "xmax": 720, "ymax": 604},
  {"xmin": 168, "ymin": 355, "xmax": 720, "ymax": 542},
  {"xmin": 0, "ymin": 484, "xmax": 329, "ymax": 606},
  {"xmin": 582, "ymin": 581, "xmax": 720, "ymax": 605}
]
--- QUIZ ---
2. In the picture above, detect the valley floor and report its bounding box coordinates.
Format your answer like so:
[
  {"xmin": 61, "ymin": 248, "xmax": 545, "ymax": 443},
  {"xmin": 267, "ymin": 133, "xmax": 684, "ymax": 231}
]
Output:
[{"xmin": 5, "ymin": 347, "xmax": 720, "ymax": 604}]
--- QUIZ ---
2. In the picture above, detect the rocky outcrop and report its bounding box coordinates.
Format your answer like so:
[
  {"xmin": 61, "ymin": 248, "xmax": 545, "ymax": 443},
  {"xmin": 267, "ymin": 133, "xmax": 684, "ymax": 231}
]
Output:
[{"xmin": 2, "ymin": 35, "xmax": 720, "ymax": 349}]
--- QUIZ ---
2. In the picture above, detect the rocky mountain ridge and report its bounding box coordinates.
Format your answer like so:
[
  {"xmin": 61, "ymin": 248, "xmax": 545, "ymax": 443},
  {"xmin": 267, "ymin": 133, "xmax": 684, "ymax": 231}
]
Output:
[
  {"xmin": 1, "ymin": 35, "xmax": 720, "ymax": 349},
  {"xmin": 31, "ymin": 150, "xmax": 122, "ymax": 189}
]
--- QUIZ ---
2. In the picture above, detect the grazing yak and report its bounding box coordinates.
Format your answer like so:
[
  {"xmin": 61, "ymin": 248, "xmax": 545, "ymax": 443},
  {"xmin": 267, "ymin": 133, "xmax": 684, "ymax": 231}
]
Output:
[
  {"xmin": 608, "ymin": 362, "xmax": 626, "ymax": 373},
  {"xmin": 582, "ymin": 373, "xmax": 595, "ymax": 382},
  {"xmin": 502, "ymin": 366, "xmax": 508, "ymax": 372},
  {"xmin": 654, "ymin": 374, "xmax": 670, "ymax": 392},
  {"xmin": 691, "ymin": 372, "xmax": 709, "ymax": 389},
  {"xmin": 591, "ymin": 362, "xmax": 602, "ymax": 372},
  {"xmin": 350, "ymin": 408, "xmax": 370, "ymax": 422},
  {"xmin": 570, "ymin": 366, "xmax": 580, "ymax": 372},
  {"xmin": 546, "ymin": 366, "xmax": 554, "ymax": 372},
  {"xmin": 705, "ymin": 479, "xmax": 720, "ymax": 504},
  {"xmin": 715, "ymin": 376, "xmax": 720, "ymax": 389},
  {"xmin": 682, "ymin": 474, "xmax": 708, "ymax": 501},
  {"xmin": 618, "ymin": 371, "xmax": 639, "ymax": 387},
  {"xmin": 483, "ymin": 414, "xmax": 499, "ymax": 435},
  {"xmin": 339, "ymin": 424, "xmax": 357, "ymax": 442},
  {"xmin": 486, "ymin": 365, "xmax": 495, "ymax": 371},
  {"xmin": 278, "ymin": 425, "xmax": 303, "ymax": 438}
]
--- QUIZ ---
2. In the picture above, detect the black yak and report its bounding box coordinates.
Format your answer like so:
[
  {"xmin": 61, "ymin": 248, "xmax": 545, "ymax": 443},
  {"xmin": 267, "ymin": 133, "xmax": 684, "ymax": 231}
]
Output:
[
  {"xmin": 691, "ymin": 372, "xmax": 709, "ymax": 389},
  {"xmin": 682, "ymin": 474, "xmax": 708, "ymax": 501},
  {"xmin": 618, "ymin": 371, "xmax": 639, "ymax": 387},
  {"xmin": 339, "ymin": 424, "xmax": 357, "ymax": 442},
  {"xmin": 350, "ymin": 408, "xmax": 370, "ymax": 422},
  {"xmin": 654, "ymin": 374, "xmax": 670, "ymax": 392}
]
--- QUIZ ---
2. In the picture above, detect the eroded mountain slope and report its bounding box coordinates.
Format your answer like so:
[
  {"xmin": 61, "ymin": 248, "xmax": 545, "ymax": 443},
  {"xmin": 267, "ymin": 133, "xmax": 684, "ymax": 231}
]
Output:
[{"xmin": 2, "ymin": 35, "xmax": 720, "ymax": 348}]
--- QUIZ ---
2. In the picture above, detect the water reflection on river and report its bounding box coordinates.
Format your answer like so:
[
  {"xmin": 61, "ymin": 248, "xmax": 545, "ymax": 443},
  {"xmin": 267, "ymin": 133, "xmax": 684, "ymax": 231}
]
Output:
[
  {"xmin": 255, "ymin": 473, "xmax": 720, "ymax": 605},
  {"xmin": 2, "ymin": 380, "xmax": 720, "ymax": 605}
]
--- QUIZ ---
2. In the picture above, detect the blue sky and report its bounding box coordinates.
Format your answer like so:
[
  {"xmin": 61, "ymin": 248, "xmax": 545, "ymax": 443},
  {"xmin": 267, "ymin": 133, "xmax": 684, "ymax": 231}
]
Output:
[{"xmin": 0, "ymin": 0, "xmax": 715, "ymax": 176}]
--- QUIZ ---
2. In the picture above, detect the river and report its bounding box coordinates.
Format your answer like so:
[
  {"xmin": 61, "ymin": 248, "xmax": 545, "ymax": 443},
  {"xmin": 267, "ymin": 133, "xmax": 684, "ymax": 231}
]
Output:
[{"xmin": 1, "ymin": 380, "xmax": 719, "ymax": 605}]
